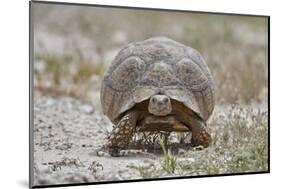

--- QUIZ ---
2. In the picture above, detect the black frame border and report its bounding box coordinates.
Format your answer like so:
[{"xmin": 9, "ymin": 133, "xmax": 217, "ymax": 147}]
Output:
[{"xmin": 29, "ymin": 0, "xmax": 270, "ymax": 188}]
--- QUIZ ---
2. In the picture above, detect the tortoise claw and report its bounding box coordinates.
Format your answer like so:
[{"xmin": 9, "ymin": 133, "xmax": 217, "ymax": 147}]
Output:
[{"xmin": 108, "ymin": 147, "xmax": 121, "ymax": 157}]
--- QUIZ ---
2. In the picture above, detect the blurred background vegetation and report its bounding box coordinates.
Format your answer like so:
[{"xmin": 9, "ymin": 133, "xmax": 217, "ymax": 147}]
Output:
[{"xmin": 33, "ymin": 3, "xmax": 268, "ymax": 107}]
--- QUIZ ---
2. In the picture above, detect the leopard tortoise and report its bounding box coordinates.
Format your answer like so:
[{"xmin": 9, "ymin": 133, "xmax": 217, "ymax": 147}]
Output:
[{"xmin": 100, "ymin": 36, "xmax": 215, "ymax": 156}]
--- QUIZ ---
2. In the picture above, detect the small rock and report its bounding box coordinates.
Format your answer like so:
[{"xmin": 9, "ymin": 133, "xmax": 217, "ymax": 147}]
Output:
[
  {"xmin": 187, "ymin": 157, "xmax": 195, "ymax": 162},
  {"xmin": 96, "ymin": 150, "xmax": 110, "ymax": 157},
  {"xmin": 79, "ymin": 105, "xmax": 94, "ymax": 114},
  {"xmin": 55, "ymin": 143, "xmax": 73, "ymax": 150},
  {"xmin": 178, "ymin": 148, "xmax": 186, "ymax": 155}
]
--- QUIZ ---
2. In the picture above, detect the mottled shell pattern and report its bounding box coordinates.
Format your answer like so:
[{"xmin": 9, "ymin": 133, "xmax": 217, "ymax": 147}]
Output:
[{"xmin": 101, "ymin": 37, "xmax": 215, "ymax": 124}]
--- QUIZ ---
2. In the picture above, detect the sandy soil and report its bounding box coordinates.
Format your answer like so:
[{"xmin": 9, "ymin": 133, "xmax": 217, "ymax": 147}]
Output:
[
  {"xmin": 32, "ymin": 91, "xmax": 176, "ymax": 186},
  {"xmin": 32, "ymin": 91, "xmax": 268, "ymax": 186}
]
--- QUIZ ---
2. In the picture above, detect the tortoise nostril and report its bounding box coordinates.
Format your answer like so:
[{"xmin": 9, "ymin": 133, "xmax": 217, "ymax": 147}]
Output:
[{"xmin": 157, "ymin": 101, "xmax": 163, "ymax": 106}]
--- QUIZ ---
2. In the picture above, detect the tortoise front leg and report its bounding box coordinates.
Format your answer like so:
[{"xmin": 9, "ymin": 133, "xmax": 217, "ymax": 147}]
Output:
[
  {"xmin": 182, "ymin": 115, "xmax": 211, "ymax": 148},
  {"xmin": 107, "ymin": 110, "xmax": 139, "ymax": 157},
  {"xmin": 189, "ymin": 118, "xmax": 212, "ymax": 148}
]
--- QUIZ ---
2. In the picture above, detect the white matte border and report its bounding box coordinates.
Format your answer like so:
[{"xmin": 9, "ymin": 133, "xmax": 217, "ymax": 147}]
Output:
[{"xmin": 0, "ymin": 0, "xmax": 278, "ymax": 189}]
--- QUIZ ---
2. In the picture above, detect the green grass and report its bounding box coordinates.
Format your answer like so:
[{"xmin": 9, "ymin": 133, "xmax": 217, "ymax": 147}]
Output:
[{"xmin": 159, "ymin": 137, "xmax": 177, "ymax": 174}]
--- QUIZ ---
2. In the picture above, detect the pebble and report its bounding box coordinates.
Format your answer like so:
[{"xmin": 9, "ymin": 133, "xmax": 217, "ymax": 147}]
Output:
[{"xmin": 79, "ymin": 105, "xmax": 94, "ymax": 114}]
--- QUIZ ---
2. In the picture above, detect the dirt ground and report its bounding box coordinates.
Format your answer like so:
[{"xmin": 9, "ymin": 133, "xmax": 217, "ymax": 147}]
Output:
[
  {"xmin": 32, "ymin": 91, "xmax": 268, "ymax": 186},
  {"xmin": 33, "ymin": 90, "xmax": 182, "ymax": 185}
]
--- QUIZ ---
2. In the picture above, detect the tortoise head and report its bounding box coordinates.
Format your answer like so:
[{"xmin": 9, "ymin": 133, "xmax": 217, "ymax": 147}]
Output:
[{"xmin": 148, "ymin": 94, "xmax": 172, "ymax": 116}]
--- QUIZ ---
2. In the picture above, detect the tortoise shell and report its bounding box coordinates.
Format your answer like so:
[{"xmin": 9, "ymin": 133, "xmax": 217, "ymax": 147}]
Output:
[{"xmin": 100, "ymin": 37, "xmax": 215, "ymax": 124}]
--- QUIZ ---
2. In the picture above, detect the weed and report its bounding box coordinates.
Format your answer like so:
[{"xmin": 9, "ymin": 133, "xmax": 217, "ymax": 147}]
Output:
[
  {"xmin": 159, "ymin": 137, "xmax": 177, "ymax": 174},
  {"xmin": 48, "ymin": 157, "xmax": 84, "ymax": 171},
  {"xmin": 88, "ymin": 161, "xmax": 104, "ymax": 180}
]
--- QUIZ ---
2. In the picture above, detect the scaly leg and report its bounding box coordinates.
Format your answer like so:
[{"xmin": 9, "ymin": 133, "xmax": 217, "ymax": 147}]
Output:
[
  {"xmin": 182, "ymin": 114, "xmax": 211, "ymax": 148},
  {"xmin": 189, "ymin": 118, "xmax": 212, "ymax": 148},
  {"xmin": 107, "ymin": 110, "xmax": 139, "ymax": 156}
]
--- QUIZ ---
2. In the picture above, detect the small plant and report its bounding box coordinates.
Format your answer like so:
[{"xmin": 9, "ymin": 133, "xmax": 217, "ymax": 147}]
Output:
[
  {"xmin": 159, "ymin": 137, "xmax": 177, "ymax": 174},
  {"xmin": 48, "ymin": 157, "xmax": 84, "ymax": 171},
  {"xmin": 88, "ymin": 161, "xmax": 104, "ymax": 180}
]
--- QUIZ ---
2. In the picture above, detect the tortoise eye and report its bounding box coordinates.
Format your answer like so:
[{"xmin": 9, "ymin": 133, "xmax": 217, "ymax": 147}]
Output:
[
  {"xmin": 163, "ymin": 98, "xmax": 168, "ymax": 103},
  {"xmin": 152, "ymin": 97, "xmax": 156, "ymax": 103}
]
